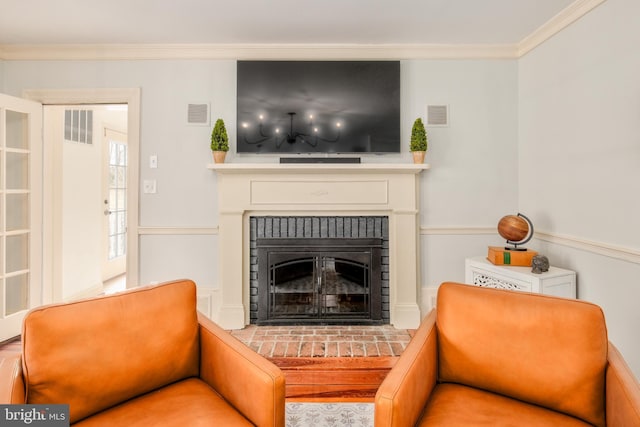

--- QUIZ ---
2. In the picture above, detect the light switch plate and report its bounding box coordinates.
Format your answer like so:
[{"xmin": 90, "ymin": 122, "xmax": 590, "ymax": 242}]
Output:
[{"xmin": 149, "ymin": 155, "xmax": 158, "ymax": 168}]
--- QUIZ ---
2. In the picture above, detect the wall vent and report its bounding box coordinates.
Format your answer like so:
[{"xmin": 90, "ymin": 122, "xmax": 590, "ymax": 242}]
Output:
[
  {"xmin": 64, "ymin": 109, "xmax": 93, "ymax": 144},
  {"xmin": 426, "ymin": 105, "xmax": 449, "ymax": 127},
  {"xmin": 187, "ymin": 103, "xmax": 210, "ymax": 125}
]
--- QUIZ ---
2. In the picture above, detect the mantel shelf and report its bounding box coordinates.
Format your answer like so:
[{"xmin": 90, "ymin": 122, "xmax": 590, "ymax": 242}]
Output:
[{"xmin": 207, "ymin": 162, "xmax": 430, "ymax": 175}]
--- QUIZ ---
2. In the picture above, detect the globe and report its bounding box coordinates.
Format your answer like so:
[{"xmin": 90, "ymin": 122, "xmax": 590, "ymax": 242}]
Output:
[{"xmin": 498, "ymin": 214, "xmax": 530, "ymax": 243}]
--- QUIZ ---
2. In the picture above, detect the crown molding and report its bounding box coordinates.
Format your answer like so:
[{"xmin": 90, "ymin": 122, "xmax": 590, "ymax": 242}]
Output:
[
  {"xmin": 518, "ymin": 0, "xmax": 607, "ymax": 57},
  {"xmin": 0, "ymin": 43, "xmax": 518, "ymax": 61}
]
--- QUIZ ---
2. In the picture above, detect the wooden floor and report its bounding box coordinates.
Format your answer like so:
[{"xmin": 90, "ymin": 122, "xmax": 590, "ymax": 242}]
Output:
[
  {"xmin": 0, "ymin": 336, "xmax": 21, "ymax": 358},
  {"xmin": 271, "ymin": 356, "xmax": 397, "ymax": 402}
]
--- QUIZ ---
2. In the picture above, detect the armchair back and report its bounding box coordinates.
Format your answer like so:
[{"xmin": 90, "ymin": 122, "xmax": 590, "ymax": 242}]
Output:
[
  {"xmin": 437, "ymin": 282, "xmax": 608, "ymax": 427},
  {"xmin": 22, "ymin": 280, "xmax": 200, "ymax": 424}
]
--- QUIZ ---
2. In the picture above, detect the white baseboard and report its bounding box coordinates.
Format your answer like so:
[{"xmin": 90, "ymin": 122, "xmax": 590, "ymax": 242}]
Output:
[{"xmin": 196, "ymin": 287, "xmax": 220, "ymax": 320}]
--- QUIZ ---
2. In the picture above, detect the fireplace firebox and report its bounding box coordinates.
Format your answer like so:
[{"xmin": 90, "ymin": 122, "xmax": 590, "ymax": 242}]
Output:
[
  {"xmin": 250, "ymin": 216, "xmax": 390, "ymax": 325},
  {"xmin": 257, "ymin": 238, "xmax": 382, "ymax": 325}
]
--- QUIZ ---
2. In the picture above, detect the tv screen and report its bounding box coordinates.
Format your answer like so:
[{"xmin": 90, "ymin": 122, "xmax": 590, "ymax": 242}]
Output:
[{"xmin": 236, "ymin": 61, "xmax": 400, "ymax": 154}]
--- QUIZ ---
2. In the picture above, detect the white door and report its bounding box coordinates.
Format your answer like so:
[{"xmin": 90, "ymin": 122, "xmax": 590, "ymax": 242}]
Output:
[
  {"xmin": 102, "ymin": 128, "xmax": 127, "ymax": 281},
  {"xmin": 0, "ymin": 93, "xmax": 42, "ymax": 342}
]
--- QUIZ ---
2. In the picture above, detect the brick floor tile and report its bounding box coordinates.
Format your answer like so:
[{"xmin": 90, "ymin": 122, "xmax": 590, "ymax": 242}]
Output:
[
  {"xmin": 284, "ymin": 342, "xmax": 300, "ymax": 357},
  {"xmin": 299, "ymin": 342, "xmax": 314, "ymax": 357},
  {"xmin": 365, "ymin": 342, "xmax": 380, "ymax": 357},
  {"xmin": 324, "ymin": 342, "xmax": 339, "ymax": 357},
  {"xmin": 338, "ymin": 342, "xmax": 352, "ymax": 357},
  {"xmin": 275, "ymin": 335, "xmax": 302, "ymax": 342},
  {"xmin": 389, "ymin": 341, "xmax": 406, "ymax": 356},
  {"xmin": 312, "ymin": 342, "xmax": 326, "ymax": 357},
  {"xmin": 377, "ymin": 342, "xmax": 394, "ymax": 357},
  {"xmin": 272, "ymin": 341, "xmax": 288, "ymax": 357},
  {"xmin": 351, "ymin": 342, "xmax": 365, "ymax": 357}
]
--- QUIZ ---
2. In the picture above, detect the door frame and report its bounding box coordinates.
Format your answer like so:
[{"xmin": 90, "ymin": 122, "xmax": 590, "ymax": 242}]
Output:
[{"xmin": 24, "ymin": 88, "xmax": 141, "ymax": 303}]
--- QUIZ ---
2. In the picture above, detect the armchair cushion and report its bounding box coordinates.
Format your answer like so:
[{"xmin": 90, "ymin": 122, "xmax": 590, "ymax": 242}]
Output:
[
  {"xmin": 73, "ymin": 378, "xmax": 252, "ymax": 427},
  {"xmin": 437, "ymin": 282, "xmax": 608, "ymax": 426},
  {"xmin": 420, "ymin": 383, "xmax": 592, "ymax": 427}
]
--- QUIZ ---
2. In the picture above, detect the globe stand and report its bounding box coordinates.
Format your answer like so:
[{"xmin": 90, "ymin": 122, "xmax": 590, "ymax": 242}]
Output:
[{"xmin": 504, "ymin": 244, "xmax": 527, "ymax": 252}]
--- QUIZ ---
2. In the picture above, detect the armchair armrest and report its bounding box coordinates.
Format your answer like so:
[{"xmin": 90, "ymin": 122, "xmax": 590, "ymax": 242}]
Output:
[
  {"xmin": 375, "ymin": 309, "xmax": 438, "ymax": 427},
  {"xmin": 606, "ymin": 343, "xmax": 640, "ymax": 426},
  {"xmin": 0, "ymin": 354, "xmax": 25, "ymax": 403},
  {"xmin": 197, "ymin": 313, "xmax": 285, "ymax": 427}
]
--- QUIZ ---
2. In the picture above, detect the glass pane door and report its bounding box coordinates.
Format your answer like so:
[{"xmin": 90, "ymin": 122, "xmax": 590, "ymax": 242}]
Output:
[
  {"xmin": 321, "ymin": 255, "xmax": 370, "ymax": 318},
  {"xmin": 108, "ymin": 140, "xmax": 127, "ymax": 260},
  {"xmin": 102, "ymin": 125, "xmax": 128, "ymax": 283},
  {"xmin": 0, "ymin": 94, "xmax": 42, "ymax": 341},
  {"xmin": 270, "ymin": 257, "xmax": 317, "ymax": 317}
]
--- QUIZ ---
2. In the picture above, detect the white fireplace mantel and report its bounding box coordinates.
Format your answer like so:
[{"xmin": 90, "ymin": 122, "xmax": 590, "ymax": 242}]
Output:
[{"xmin": 208, "ymin": 162, "xmax": 429, "ymax": 330}]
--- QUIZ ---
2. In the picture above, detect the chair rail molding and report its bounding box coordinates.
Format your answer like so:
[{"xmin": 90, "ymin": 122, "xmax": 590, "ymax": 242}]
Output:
[{"xmin": 535, "ymin": 231, "xmax": 640, "ymax": 265}]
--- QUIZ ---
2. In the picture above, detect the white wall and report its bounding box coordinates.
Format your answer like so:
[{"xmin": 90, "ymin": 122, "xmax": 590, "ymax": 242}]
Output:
[
  {"xmin": 519, "ymin": 0, "xmax": 640, "ymax": 378},
  {"xmin": 403, "ymin": 59, "xmax": 519, "ymax": 301}
]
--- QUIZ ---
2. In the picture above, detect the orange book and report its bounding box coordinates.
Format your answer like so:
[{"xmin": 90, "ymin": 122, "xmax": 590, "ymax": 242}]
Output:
[{"xmin": 487, "ymin": 246, "xmax": 538, "ymax": 266}]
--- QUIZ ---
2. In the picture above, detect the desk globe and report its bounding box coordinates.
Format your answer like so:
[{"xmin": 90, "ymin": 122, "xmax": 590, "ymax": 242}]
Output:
[{"xmin": 497, "ymin": 213, "xmax": 534, "ymax": 250}]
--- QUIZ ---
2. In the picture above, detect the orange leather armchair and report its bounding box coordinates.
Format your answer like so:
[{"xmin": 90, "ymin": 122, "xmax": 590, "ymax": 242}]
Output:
[
  {"xmin": 0, "ymin": 279, "xmax": 286, "ymax": 426},
  {"xmin": 375, "ymin": 282, "xmax": 640, "ymax": 426}
]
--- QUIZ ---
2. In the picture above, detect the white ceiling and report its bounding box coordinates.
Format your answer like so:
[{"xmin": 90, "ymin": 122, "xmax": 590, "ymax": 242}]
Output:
[{"xmin": 0, "ymin": 0, "xmax": 579, "ymax": 46}]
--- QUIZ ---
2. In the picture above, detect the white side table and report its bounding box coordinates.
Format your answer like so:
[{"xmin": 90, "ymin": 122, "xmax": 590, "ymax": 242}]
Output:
[{"xmin": 465, "ymin": 256, "xmax": 576, "ymax": 298}]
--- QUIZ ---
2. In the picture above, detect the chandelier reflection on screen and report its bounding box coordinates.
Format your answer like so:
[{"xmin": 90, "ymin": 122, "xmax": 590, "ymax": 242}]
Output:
[{"xmin": 241, "ymin": 112, "xmax": 341, "ymax": 148}]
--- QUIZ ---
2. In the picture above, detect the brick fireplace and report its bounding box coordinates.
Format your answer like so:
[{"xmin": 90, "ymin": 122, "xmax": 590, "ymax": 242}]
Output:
[{"xmin": 208, "ymin": 163, "xmax": 429, "ymax": 330}]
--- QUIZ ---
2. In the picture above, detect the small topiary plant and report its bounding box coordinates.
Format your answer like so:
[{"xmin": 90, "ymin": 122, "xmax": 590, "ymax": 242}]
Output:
[
  {"xmin": 410, "ymin": 118, "xmax": 427, "ymax": 152},
  {"xmin": 210, "ymin": 118, "xmax": 229, "ymax": 152}
]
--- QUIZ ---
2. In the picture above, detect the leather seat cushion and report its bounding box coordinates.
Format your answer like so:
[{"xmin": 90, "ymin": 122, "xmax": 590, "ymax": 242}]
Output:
[
  {"xmin": 418, "ymin": 383, "xmax": 593, "ymax": 427},
  {"xmin": 73, "ymin": 378, "xmax": 253, "ymax": 427}
]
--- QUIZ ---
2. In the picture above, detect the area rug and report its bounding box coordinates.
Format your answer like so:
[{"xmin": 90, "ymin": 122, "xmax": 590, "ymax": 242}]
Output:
[{"xmin": 285, "ymin": 402, "xmax": 374, "ymax": 427}]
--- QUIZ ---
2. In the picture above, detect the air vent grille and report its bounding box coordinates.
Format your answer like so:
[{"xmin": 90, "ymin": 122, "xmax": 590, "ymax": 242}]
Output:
[
  {"xmin": 187, "ymin": 103, "xmax": 209, "ymax": 125},
  {"xmin": 427, "ymin": 105, "xmax": 449, "ymax": 126},
  {"xmin": 64, "ymin": 109, "xmax": 93, "ymax": 144}
]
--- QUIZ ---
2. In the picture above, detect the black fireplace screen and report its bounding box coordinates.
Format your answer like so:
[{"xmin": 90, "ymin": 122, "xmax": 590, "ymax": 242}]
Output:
[{"xmin": 257, "ymin": 238, "xmax": 382, "ymax": 324}]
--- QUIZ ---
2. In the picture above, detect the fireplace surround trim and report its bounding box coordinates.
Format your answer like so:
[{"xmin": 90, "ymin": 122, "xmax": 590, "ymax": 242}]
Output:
[{"xmin": 208, "ymin": 163, "xmax": 429, "ymax": 330}]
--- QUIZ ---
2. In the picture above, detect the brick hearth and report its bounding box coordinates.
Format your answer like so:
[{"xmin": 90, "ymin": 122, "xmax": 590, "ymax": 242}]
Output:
[{"xmin": 230, "ymin": 325, "xmax": 411, "ymax": 358}]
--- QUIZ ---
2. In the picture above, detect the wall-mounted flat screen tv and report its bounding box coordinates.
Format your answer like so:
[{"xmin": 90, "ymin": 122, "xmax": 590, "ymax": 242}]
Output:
[{"xmin": 236, "ymin": 61, "xmax": 400, "ymax": 154}]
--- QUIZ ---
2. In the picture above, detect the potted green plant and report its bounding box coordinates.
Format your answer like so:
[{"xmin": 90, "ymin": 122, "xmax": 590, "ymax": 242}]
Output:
[
  {"xmin": 210, "ymin": 118, "xmax": 229, "ymax": 163},
  {"xmin": 410, "ymin": 117, "xmax": 427, "ymax": 164}
]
